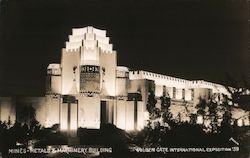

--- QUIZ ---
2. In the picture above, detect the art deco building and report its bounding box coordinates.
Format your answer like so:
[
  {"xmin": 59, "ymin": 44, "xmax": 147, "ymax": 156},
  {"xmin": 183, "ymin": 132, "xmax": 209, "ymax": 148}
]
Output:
[
  {"xmin": 0, "ymin": 26, "xmax": 249, "ymax": 130},
  {"xmin": 45, "ymin": 26, "xmax": 144, "ymax": 131}
]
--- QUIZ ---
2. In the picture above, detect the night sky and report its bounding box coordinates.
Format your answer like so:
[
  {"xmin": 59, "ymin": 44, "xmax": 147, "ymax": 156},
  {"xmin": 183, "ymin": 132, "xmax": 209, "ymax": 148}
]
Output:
[{"xmin": 0, "ymin": 0, "xmax": 249, "ymax": 96}]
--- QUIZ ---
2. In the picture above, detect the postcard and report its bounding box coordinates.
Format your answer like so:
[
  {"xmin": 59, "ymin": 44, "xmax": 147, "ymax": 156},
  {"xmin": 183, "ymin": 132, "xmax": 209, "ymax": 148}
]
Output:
[{"xmin": 0, "ymin": 0, "xmax": 249, "ymax": 158}]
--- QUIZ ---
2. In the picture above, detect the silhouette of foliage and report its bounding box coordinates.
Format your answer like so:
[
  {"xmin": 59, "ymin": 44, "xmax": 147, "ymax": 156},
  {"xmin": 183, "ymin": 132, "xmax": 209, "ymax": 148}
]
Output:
[
  {"xmin": 196, "ymin": 97, "xmax": 207, "ymax": 116},
  {"xmin": 146, "ymin": 90, "xmax": 157, "ymax": 112},
  {"xmin": 18, "ymin": 104, "xmax": 36, "ymax": 125},
  {"xmin": 160, "ymin": 91, "xmax": 170, "ymax": 110}
]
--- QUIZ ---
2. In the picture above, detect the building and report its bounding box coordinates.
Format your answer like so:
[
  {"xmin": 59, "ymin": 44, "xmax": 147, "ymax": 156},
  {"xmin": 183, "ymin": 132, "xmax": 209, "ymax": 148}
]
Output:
[{"xmin": 0, "ymin": 26, "xmax": 249, "ymax": 131}]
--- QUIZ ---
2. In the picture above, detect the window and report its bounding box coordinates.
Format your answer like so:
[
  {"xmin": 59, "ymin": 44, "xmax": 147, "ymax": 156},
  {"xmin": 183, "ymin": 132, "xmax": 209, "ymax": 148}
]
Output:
[
  {"xmin": 182, "ymin": 89, "xmax": 185, "ymax": 100},
  {"xmin": 208, "ymin": 89, "xmax": 212, "ymax": 100},
  {"xmin": 173, "ymin": 87, "xmax": 176, "ymax": 99},
  {"xmin": 163, "ymin": 85, "xmax": 167, "ymax": 96},
  {"xmin": 191, "ymin": 89, "xmax": 194, "ymax": 100}
]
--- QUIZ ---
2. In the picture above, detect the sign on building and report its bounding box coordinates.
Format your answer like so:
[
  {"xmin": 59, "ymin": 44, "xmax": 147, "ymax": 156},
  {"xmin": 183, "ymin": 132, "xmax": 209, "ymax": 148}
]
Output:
[{"xmin": 80, "ymin": 65, "xmax": 101, "ymax": 93}]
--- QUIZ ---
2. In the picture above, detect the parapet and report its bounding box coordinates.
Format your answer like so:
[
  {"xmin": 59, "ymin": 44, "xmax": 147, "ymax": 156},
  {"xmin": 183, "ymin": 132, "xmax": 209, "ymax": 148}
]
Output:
[
  {"xmin": 129, "ymin": 70, "xmax": 190, "ymax": 84},
  {"xmin": 129, "ymin": 70, "xmax": 230, "ymax": 95}
]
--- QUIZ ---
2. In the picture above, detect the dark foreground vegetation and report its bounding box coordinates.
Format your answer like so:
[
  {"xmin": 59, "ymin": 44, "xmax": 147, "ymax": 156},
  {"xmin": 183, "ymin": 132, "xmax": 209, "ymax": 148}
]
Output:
[{"xmin": 0, "ymin": 120, "xmax": 249, "ymax": 158}]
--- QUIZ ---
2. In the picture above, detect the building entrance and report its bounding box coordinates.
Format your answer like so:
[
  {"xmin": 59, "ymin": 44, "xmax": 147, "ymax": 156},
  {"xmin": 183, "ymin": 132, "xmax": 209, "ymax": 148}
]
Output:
[{"xmin": 100, "ymin": 100, "xmax": 113, "ymax": 125}]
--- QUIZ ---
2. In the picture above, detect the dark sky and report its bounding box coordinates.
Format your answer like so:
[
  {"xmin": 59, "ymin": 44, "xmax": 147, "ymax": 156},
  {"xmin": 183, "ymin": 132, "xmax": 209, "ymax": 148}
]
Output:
[{"xmin": 0, "ymin": 0, "xmax": 249, "ymax": 96}]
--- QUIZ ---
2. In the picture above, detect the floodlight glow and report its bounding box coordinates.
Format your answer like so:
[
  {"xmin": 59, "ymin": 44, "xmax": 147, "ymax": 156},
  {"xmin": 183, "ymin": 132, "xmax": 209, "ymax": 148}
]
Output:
[
  {"xmin": 144, "ymin": 112, "xmax": 149, "ymax": 120},
  {"xmin": 60, "ymin": 123, "xmax": 67, "ymax": 130},
  {"xmin": 125, "ymin": 121, "xmax": 134, "ymax": 131},
  {"xmin": 197, "ymin": 115, "xmax": 203, "ymax": 124},
  {"xmin": 237, "ymin": 119, "xmax": 243, "ymax": 127}
]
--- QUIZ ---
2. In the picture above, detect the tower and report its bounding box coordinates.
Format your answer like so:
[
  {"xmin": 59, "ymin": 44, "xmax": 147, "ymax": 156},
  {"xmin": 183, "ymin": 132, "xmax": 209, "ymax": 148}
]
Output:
[
  {"xmin": 61, "ymin": 26, "xmax": 117, "ymax": 96},
  {"xmin": 44, "ymin": 64, "xmax": 61, "ymax": 127},
  {"xmin": 46, "ymin": 63, "xmax": 61, "ymax": 95},
  {"xmin": 58, "ymin": 26, "xmax": 117, "ymax": 129}
]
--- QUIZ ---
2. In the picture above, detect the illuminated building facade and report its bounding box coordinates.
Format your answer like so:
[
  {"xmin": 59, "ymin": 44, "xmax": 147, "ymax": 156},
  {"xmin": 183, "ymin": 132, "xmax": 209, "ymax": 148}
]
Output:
[
  {"xmin": 0, "ymin": 26, "xmax": 249, "ymax": 130},
  {"xmin": 45, "ymin": 26, "xmax": 144, "ymax": 131}
]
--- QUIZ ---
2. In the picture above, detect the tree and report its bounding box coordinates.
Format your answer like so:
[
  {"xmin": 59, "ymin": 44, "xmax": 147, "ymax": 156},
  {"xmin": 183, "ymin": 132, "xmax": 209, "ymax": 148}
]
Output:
[
  {"xmin": 160, "ymin": 90, "xmax": 172, "ymax": 124},
  {"xmin": 195, "ymin": 97, "xmax": 207, "ymax": 126},
  {"xmin": 196, "ymin": 97, "xmax": 207, "ymax": 116},
  {"xmin": 176, "ymin": 112, "xmax": 182, "ymax": 124},
  {"xmin": 149, "ymin": 107, "xmax": 161, "ymax": 120},
  {"xmin": 190, "ymin": 113, "xmax": 197, "ymax": 125},
  {"xmin": 160, "ymin": 90, "xmax": 171, "ymax": 111},
  {"xmin": 19, "ymin": 104, "xmax": 36, "ymax": 127},
  {"xmin": 146, "ymin": 90, "xmax": 157, "ymax": 112},
  {"xmin": 224, "ymin": 73, "xmax": 249, "ymax": 106},
  {"xmin": 208, "ymin": 99, "xmax": 219, "ymax": 133},
  {"xmin": 219, "ymin": 94, "xmax": 233, "ymax": 137}
]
